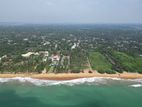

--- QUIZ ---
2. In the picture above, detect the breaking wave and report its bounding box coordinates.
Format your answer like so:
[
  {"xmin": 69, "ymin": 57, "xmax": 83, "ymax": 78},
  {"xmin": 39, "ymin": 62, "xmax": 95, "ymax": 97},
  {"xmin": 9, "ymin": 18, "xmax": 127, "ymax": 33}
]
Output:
[
  {"xmin": 129, "ymin": 79, "xmax": 142, "ymax": 87},
  {"xmin": 0, "ymin": 77, "xmax": 142, "ymax": 86},
  {"xmin": 130, "ymin": 84, "xmax": 142, "ymax": 88}
]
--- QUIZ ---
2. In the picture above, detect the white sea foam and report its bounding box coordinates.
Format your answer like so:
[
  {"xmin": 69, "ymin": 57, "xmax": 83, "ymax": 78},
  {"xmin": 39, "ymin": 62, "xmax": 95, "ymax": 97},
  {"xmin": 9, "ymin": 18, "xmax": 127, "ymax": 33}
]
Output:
[
  {"xmin": 0, "ymin": 77, "xmax": 142, "ymax": 86},
  {"xmin": 131, "ymin": 79, "xmax": 142, "ymax": 83},
  {"xmin": 0, "ymin": 77, "xmax": 107, "ymax": 86},
  {"xmin": 130, "ymin": 84, "xmax": 142, "ymax": 87},
  {"xmin": 128, "ymin": 79, "xmax": 142, "ymax": 88}
]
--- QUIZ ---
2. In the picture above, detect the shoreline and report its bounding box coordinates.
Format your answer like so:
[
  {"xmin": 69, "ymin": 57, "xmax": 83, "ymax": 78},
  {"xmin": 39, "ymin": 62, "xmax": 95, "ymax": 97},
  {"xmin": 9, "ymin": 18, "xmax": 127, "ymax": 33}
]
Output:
[{"xmin": 0, "ymin": 72, "xmax": 142, "ymax": 80}]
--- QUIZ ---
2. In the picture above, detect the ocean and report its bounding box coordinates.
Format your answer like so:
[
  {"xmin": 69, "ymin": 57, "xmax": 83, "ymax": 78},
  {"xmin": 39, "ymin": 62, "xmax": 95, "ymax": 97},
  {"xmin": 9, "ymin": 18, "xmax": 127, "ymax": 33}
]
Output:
[{"xmin": 0, "ymin": 77, "xmax": 142, "ymax": 107}]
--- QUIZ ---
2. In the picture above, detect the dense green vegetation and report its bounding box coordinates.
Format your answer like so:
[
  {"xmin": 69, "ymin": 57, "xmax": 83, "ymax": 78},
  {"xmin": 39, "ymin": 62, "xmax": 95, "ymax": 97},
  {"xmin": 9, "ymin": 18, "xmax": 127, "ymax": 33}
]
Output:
[
  {"xmin": 0, "ymin": 24, "xmax": 142, "ymax": 74},
  {"xmin": 89, "ymin": 52, "xmax": 115, "ymax": 74},
  {"xmin": 112, "ymin": 51, "xmax": 142, "ymax": 73}
]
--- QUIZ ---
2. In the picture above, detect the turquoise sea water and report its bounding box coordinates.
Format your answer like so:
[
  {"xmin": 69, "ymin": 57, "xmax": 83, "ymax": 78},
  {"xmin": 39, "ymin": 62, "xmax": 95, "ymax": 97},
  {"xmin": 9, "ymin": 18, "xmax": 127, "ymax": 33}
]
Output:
[{"xmin": 0, "ymin": 77, "xmax": 142, "ymax": 107}]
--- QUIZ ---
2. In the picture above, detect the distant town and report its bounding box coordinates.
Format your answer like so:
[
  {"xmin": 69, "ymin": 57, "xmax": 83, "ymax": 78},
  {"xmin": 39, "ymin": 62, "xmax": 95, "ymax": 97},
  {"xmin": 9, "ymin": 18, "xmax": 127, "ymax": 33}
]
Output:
[{"xmin": 0, "ymin": 24, "xmax": 142, "ymax": 74}]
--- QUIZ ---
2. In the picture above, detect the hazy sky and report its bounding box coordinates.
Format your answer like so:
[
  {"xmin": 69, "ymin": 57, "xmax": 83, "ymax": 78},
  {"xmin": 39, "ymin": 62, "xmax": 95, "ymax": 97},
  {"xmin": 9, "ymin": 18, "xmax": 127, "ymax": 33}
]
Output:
[{"xmin": 0, "ymin": 0, "xmax": 142, "ymax": 24}]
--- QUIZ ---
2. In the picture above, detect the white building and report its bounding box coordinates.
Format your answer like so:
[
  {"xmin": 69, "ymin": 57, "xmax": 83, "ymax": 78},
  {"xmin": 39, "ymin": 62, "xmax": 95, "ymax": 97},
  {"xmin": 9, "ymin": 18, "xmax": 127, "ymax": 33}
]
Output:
[
  {"xmin": 71, "ymin": 43, "xmax": 77, "ymax": 50},
  {"xmin": 51, "ymin": 54, "xmax": 60, "ymax": 62},
  {"xmin": 21, "ymin": 52, "xmax": 39, "ymax": 58}
]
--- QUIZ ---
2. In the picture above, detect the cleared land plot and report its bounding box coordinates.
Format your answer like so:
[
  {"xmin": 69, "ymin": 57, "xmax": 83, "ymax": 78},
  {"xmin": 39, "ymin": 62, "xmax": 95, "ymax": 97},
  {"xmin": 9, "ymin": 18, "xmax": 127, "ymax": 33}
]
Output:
[{"xmin": 89, "ymin": 52, "xmax": 114, "ymax": 74}]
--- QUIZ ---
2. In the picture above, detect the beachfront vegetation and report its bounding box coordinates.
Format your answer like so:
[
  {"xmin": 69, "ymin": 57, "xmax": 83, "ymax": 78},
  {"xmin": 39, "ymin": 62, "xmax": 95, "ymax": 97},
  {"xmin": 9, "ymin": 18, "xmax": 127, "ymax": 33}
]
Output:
[
  {"xmin": 89, "ymin": 52, "xmax": 115, "ymax": 74},
  {"xmin": 111, "ymin": 51, "xmax": 142, "ymax": 73},
  {"xmin": 0, "ymin": 24, "xmax": 142, "ymax": 74}
]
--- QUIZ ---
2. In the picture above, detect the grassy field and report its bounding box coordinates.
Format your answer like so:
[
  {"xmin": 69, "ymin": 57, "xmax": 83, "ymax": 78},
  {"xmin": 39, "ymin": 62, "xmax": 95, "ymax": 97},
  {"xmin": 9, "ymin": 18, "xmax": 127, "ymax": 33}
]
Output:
[
  {"xmin": 89, "ymin": 52, "xmax": 114, "ymax": 74},
  {"xmin": 112, "ymin": 51, "xmax": 142, "ymax": 73}
]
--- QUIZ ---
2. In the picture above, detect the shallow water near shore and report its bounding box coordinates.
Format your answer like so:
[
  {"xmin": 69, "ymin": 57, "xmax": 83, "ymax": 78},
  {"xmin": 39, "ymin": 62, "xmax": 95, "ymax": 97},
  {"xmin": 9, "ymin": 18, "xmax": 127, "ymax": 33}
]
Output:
[{"xmin": 0, "ymin": 77, "xmax": 142, "ymax": 107}]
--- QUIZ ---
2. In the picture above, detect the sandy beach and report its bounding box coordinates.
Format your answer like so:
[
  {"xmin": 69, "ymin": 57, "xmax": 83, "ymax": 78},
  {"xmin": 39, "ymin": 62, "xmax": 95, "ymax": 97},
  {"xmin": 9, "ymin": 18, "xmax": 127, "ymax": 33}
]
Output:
[{"xmin": 0, "ymin": 72, "xmax": 142, "ymax": 80}]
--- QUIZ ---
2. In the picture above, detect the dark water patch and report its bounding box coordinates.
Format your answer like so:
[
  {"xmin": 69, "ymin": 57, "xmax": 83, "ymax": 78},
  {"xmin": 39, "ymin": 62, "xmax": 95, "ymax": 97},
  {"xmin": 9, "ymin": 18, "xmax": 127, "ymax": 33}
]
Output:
[{"xmin": 0, "ymin": 89, "xmax": 48, "ymax": 107}]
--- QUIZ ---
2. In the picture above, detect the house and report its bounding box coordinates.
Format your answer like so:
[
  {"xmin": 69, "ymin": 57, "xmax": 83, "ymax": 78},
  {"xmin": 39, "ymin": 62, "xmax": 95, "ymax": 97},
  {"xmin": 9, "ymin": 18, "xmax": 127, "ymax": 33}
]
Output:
[
  {"xmin": 0, "ymin": 55, "xmax": 8, "ymax": 62},
  {"xmin": 22, "ymin": 51, "xmax": 49, "ymax": 58},
  {"xmin": 50, "ymin": 54, "xmax": 60, "ymax": 66},
  {"xmin": 71, "ymin": 43, "xmax": 77, "ymax": 50},
  {"xmin": 21, "ymin": 52, "xmax": 39, "ymax": 58},
  {"xmin": 51, "ymin": 54, "xmax": 60, "ymax": 62}
]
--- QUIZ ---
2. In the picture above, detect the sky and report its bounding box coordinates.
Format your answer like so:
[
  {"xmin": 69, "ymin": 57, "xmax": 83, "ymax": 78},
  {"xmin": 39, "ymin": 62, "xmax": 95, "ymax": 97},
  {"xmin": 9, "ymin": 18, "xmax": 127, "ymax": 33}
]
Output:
[{"xmin": 0, "ymin": 0, "xmax": 142, "ymax": 24}]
